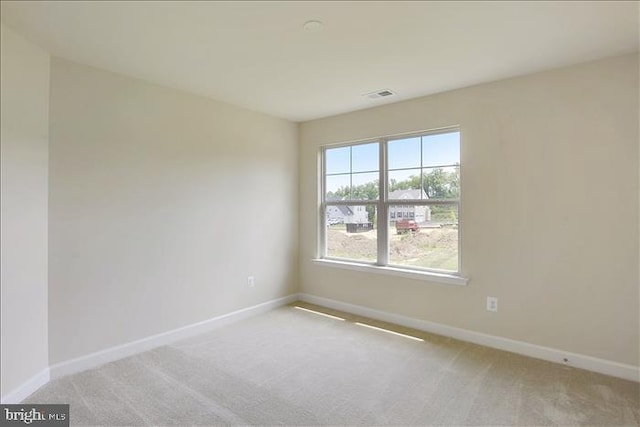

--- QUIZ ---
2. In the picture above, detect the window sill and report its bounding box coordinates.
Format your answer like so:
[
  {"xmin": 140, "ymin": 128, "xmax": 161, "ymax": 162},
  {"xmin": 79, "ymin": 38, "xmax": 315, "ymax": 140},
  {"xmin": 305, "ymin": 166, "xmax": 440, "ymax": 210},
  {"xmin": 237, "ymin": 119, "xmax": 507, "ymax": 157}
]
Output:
[{"xmin": 311, "ymin": 258, "xmax": 469, "ymax": 286}]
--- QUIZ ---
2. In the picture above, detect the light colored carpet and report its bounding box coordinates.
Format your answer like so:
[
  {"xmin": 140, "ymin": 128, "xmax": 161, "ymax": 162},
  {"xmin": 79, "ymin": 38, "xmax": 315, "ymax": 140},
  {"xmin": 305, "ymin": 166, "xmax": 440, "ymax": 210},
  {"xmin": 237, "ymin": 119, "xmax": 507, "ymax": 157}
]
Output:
[{"xmin": 25, "ymin": 302, "xmax": 639, "ymax": 426}]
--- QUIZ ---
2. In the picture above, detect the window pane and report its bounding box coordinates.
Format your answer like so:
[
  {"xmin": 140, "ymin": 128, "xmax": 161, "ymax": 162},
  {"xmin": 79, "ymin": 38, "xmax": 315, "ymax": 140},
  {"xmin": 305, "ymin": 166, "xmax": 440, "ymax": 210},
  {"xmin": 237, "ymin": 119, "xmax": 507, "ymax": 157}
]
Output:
[
  {"xmin": 422, "ymin": 166, "xmax": 460, "ymax": 199},
  {"xmin": 326, "ymin": 205, "xmax": 377, "ymax": 262},
  {"xmin": 388, "ymin": 137, "xmax": 421, "ymax": 170},
  {"xmin": 351, "ymin": 142, "xmax": 379, "ymax": 173},
  {"xmin": 388, "ymin": 169, "xmax": 422, "ymax": 199},
  {"xmin": 326, "ymin": 146, "xmax": 350, "ymax": 174},
  {"xmin": 422, "ymin": 132, "xmax": 460, "ymax": 167},
  {"xmin": 389, "ymin": 204, "xmax": 458, "ymax": 271},
  {"xmin": 351, "ymin": 172, "xmax": 379, "ymax": 200},
  {"xmin": 326, "ymin": 174, "xmax": 350, "ymax": 199}
]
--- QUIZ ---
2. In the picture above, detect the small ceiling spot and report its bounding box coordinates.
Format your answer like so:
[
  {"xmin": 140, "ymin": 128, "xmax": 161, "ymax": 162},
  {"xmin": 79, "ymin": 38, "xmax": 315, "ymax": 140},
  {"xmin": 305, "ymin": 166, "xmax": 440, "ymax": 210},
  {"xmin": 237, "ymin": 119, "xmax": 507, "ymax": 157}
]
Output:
[
  {"xmin": 303, "ymin": 20, "xmax": 324, "ymax": 32},
  {"xmin": 364, "ymin": 89, "xmax": 396, "ymax": 99}
]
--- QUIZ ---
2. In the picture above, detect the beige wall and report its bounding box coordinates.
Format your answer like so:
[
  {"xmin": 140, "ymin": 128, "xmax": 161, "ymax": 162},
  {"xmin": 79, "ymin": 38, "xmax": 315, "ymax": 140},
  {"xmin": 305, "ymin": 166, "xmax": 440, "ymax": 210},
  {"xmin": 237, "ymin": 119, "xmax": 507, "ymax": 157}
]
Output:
[
  {"xmin": 300, "ymin": 54, "xmax": 639, "ymax": 366},
  {"xmin": 48, "ymin": 58, "xmax": 298, "ymax": 365},
  {"xmin": 0, "ymin": 24, "xmax": 50, "ymax": 396}
]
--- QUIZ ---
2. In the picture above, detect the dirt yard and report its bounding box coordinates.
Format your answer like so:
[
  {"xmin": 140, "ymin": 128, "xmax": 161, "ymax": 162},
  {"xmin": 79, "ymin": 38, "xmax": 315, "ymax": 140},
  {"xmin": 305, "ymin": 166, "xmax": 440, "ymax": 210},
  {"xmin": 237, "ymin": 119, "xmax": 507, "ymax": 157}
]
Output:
[{"xmin": 327, "ymin": 225, "xmax": 458, "ymax": 271}]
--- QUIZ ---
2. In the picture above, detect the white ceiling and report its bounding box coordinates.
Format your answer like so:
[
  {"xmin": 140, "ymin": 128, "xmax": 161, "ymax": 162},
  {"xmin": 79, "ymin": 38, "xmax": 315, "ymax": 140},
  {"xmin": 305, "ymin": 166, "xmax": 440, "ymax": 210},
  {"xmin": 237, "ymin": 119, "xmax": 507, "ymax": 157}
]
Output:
[{"xmin": 1, "ymin": 1, "xmax": 638, "ymax": 122}]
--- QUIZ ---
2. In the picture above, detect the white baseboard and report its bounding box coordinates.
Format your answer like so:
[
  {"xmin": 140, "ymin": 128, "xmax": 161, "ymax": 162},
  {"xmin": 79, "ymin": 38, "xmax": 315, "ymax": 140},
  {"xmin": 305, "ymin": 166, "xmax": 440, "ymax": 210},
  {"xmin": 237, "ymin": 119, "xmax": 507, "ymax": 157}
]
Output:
[
  {"xmin": 50, "ymin": 294, "xmax": 298, "ymax": 380},
  {"xmin": 1, "ymin": 368, "xmax": 50, "ymax": 404},
  {"xmin": 298, "ymin": 293, "xmax": 640, "ymax": 382}
]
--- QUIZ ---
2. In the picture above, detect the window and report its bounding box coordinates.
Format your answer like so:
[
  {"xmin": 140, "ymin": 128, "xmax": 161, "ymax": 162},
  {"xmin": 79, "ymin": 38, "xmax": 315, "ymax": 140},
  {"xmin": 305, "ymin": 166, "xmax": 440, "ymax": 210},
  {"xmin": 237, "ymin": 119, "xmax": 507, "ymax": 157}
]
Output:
[{"xmin": 321, "ymin": 129, "xmax": 460, "ymax": 274}]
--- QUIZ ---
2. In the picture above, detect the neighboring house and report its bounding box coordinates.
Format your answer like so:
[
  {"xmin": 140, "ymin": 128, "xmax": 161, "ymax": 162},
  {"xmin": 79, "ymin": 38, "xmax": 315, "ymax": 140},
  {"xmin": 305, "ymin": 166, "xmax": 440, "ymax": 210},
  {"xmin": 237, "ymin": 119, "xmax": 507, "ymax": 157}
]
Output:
[
  {"xmin": 388, "ymin": 189, "xmax": 431, "ymax": 223},
  {"xmin": 326, "ymin": 204, "xmax": 369, "ymax": 224},
  {"xmin": 326, "ymin": 198, "xmax": 369, "ymax": 224}
]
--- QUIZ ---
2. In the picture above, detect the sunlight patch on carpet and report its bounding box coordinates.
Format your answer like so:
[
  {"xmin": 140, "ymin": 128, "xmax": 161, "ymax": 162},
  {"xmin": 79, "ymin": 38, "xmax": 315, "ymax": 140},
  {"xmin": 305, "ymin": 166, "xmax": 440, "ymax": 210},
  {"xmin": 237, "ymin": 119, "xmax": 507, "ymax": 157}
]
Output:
[
  {"xmin": 294, "ymin": 306, "xmax": 345, "ymax": 321},
  {"xmin": 355, "ymin": 322, "xmax": 424, "ymax": 341}
]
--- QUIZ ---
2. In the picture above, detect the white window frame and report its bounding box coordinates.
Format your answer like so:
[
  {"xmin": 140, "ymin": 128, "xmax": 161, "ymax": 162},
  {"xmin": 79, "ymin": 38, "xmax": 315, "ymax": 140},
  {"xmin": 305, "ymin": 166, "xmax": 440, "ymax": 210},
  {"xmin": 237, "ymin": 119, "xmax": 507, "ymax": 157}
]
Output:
[{"xmin": 316, "ymin": 127, "xmax": 468, "ymax": 286}]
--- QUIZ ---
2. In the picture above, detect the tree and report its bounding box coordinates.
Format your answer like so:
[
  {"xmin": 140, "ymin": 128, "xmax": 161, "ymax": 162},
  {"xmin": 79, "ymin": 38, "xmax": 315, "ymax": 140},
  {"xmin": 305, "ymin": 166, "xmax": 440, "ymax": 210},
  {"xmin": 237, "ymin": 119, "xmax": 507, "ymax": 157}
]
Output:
[
  {"xmin": 390, "ymin": 175, "xmax": 421, "ymax": 192},
  {"xmin": 327, "ymin": 180, "xmax": 379, "ymax": 200},
  {"xmin": 423, "ymin": 166, "xmax": 459, "ymax": 199},
  {"xmin": 388, "ymin": 166, "xmax": 459, "ymax": 199}
]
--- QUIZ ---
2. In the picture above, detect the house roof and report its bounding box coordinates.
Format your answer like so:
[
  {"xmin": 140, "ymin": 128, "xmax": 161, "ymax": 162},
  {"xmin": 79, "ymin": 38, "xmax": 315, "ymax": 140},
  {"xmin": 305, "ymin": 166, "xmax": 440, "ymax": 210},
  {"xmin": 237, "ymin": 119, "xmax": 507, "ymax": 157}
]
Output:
[
  {"xmin": 335, "ymin": 205, "xmax": 353, "ymax": 216},
  {"xmin": 326, "ymin": 197, "xmax": 354, "ymax": 216}
]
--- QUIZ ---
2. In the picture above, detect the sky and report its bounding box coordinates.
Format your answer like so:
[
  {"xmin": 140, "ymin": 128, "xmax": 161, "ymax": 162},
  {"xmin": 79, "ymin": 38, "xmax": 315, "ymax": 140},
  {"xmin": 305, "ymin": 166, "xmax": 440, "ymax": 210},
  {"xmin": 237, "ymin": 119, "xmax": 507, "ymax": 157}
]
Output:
[{"xmin": 325, "ymin": 131, "xmax": 460, "ymax": 194}]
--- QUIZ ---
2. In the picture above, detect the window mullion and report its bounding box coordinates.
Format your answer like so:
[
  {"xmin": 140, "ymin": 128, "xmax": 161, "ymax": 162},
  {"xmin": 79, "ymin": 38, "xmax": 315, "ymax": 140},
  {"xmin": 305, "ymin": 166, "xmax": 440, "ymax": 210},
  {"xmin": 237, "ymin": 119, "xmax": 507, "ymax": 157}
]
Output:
[
  {"xmin": 320, "ymin": 148, "xmax": 327, "ymax": 258},
  {"xmin": 349, "ymin": 146, "xmax": 353, "ymax": 199},
  {"xmin": 377, "ymin": 139, "xmax": 389, "ymax": 266},
  {"xmin": 420, "ymin": 135, "xmax": 424, "ymax": 200}
]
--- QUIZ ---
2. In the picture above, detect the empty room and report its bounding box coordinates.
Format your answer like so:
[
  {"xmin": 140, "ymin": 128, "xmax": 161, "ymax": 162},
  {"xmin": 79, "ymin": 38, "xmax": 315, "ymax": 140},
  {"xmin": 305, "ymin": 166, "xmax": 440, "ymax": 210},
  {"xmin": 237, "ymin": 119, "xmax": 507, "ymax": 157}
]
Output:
[{"xmin": 1, "ymin": 1, "xmax": 638, "ymax": 426}]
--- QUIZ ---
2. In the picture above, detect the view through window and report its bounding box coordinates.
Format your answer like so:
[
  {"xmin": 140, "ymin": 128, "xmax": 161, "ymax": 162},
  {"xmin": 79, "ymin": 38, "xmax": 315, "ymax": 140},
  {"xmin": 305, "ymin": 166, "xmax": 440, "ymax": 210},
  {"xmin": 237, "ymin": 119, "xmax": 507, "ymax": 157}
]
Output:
[{"xmin": 322, "ymin": 129, "xmax": 460, "ymax": 273}]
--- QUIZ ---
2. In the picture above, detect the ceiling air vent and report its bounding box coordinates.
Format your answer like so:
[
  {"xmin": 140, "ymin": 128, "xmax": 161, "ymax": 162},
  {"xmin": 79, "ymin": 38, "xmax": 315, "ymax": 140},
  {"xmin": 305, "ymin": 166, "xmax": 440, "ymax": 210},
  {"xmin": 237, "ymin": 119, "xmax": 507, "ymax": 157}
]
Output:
[{"xmin": 364, "ymin": 89, "xmax": 395, "ymax": 99}]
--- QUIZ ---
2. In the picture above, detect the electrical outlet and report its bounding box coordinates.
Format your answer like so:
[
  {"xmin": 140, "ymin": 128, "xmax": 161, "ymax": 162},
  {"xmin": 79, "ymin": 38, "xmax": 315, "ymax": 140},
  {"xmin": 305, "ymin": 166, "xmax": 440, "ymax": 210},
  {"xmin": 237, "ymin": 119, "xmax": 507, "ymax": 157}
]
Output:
[
  {"xmin": 247, "ymin": 276, "xmax": 255, "ymax": 287},
  {"xmin": 486, "ymin": 296, "xmax": 498, "ymax": 312}
]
